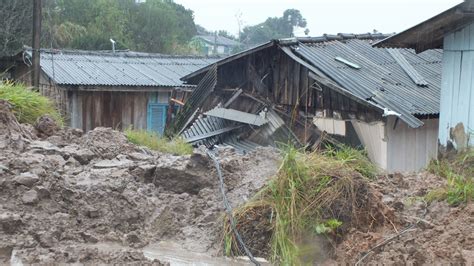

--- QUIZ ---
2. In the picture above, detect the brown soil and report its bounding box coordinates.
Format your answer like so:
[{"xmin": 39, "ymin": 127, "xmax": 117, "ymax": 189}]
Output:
[
  {"xmin": 331, "ymin": 172, "xmax": 474, "ymax": 265},
  {"xmin": 0, "ymin": 100, "xmax": 280, "ymax": 264}
]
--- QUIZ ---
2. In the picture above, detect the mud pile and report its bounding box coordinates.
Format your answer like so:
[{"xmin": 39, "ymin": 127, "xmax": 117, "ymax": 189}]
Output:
[
  {"xmin": 332, "ymin": 172, "xmax": 474, "ymax": 264},
  {"xmin": 0, "ymin": 101, "xmax": 280, "ymax": 264}
]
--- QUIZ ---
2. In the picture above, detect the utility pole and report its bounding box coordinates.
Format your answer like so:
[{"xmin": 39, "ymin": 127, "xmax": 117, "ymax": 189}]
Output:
[{"xmin": 32, "ymin": 0, "xmax": 42, "ymax": 88}]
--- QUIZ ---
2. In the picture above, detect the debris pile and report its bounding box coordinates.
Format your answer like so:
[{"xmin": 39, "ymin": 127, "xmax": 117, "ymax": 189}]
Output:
[{"xmin": 0, "ymin": 100, "xmax": 280, "ymax": 264}]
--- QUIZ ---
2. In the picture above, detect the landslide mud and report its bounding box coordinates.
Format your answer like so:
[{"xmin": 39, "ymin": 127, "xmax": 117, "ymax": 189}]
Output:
[{"xmin": 0, "ymin": 100, "xmax": 280, "ymax": 264}]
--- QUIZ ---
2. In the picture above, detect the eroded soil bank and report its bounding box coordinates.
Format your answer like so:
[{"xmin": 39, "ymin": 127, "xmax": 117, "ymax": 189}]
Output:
[{"xmin": 0, "ymin": 100, "xmax": 279, "ymax": 265}]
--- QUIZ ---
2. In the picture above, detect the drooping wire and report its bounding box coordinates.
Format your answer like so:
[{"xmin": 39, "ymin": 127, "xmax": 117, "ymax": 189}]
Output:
[{"xmin": 206, "ymin": 150, "xmax": 261, "ymax": 266}]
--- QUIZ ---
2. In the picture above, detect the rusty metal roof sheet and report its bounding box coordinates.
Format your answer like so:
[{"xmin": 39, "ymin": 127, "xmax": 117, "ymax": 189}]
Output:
[{"xmin": 25, "ymin": 49, "xmax": 218, "ymax": 88}]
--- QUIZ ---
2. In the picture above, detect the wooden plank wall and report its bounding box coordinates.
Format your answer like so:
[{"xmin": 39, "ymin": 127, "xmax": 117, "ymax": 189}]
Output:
[{"xmin": 68, "ymin": 90, "xmax": 175, "ymax": 132}]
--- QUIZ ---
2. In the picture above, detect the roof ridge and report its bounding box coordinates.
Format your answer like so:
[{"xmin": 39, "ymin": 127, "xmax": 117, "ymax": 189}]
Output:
[
  {"xmin": 23, "ymin": 46, "xmax": 220, "ymax": 59},
  {"xmin": 278, "ymin": 32, "xmax": 394, "ymax": 45}
]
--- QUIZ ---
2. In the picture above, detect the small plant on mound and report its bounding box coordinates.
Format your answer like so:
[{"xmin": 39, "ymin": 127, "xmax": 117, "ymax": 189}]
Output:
[
  {"xmin": 426, "ymin": 149, "xmax": 474, "ymax": 206},
  {"xmin": 124, "ymin": 128, "xmax": 193, "ymax": 156},
  {"xmin": 223, "ymin": 145, "xmax": 384, "ymax": 265},
  {"xmin": 0, "ymin": 82, "xmax": 63, "ymax": 125}
]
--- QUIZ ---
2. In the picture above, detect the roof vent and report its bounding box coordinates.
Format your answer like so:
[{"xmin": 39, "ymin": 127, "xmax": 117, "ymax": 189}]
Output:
[{"xmin": 335, "ymin": 56, "xmax": 361, "ymax": 69}]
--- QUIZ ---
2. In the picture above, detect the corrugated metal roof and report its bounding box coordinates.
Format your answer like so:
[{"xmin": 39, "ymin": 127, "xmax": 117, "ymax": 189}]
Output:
[
  {"xmin": 195, "ymin": 35, "xmax": 241, "ymax": 47},
  {"xmin": 25, "ymin": 49, "xmax": 218, "ymax": 87},
  {"xmin": 182, "ymin": 33, "xmax": 443, "ymax": 128},
  {"xmin": 289, "ymin": 39, "xmax": 442, "ymax": 127}
]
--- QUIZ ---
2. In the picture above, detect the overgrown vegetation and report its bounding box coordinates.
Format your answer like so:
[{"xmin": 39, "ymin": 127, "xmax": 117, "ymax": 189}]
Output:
[
  {"xmin": 426, "ymin": 149, "xmax": 474, "ymax": 206},
  {"xmin": 0, "ymin": 82, "xmax": 62, "ymax": 125},
  {"xmin": 124, "ymin": 128, "xmax": 193, "ymax": 156},
  {"xmin": 223, "ymin": 145, "xmax": 383, "ymax": 265}
]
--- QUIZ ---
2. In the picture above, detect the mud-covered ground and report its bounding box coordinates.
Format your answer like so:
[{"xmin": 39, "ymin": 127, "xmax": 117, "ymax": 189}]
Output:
[
  {"xmin": 1, "ymin": 99, "xmax": 473, "ymax": 265},
  {"xmin": 0, "ymin": 100, "xmax": 279, "ymax": 265},
  {"xmin": 331, "ymin": 172, "xmax": 474, "ymax": 265}
]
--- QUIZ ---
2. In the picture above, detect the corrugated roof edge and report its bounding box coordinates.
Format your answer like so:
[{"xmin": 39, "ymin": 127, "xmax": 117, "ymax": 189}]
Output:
[
  {"xmin": 22, "ymin": 46, "xmax": 221, "ymax": 60},
  {"xmin": 181, "ymin": 32, "xmax": 393, "ymax": 82}
]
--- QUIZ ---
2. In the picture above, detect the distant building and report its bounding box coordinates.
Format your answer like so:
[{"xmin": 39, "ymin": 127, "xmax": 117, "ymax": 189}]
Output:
[
  {"xmin": 375, "ymin": 0, "xmax": 474, "ymax": 152},
  {"xmin": 135, "ymin": 0, "xmax": 146, "ymax": 4},
  {"xmin": 193, "ymin": 35, "xmax": 241, "ymax": 56},
  {"xmin": 0, "ymin": 48, "xmax": 217, "ymax": 134}
]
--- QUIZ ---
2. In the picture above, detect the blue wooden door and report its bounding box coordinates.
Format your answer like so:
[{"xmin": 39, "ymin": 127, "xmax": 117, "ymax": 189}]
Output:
[{"xmin": 147, "ymin": 104, "xmax": 167, "ymax": 135}]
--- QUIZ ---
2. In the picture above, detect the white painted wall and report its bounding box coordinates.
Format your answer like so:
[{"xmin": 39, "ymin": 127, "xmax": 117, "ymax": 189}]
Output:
[
  {"xmin": 440, "ymin": 22, "xmax": 474, "ymax": 150},
  {"xmin": 386, "ymin": 117, "xmax": 439, "ymax": 173},
  {"xmin": 351, "ymin": 120, "xmax": 388, "ymax": 170},
  {"xmin": 313, "ymin": 117, "xmax": 346, "ymax": 136}
]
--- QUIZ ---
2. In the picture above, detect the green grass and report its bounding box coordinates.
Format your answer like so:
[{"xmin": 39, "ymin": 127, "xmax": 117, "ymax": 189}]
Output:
[
  {"xmin": 223, "ymin": 145, "xmax": 378, "ymax": 265},
  {"xmin": 323, "ymin": 145, "xmax": 378, "ymax": 179},
  {"xmin": 0, "ymin": 82, "xmax": 63, "ymax": 125},
  {"xmin": 124, "ymin": 128, "xmax": 193, "ymax": 156},
  {"xmin": 426, "ymin": 149, "xmax": 474, "ymax": 206}
]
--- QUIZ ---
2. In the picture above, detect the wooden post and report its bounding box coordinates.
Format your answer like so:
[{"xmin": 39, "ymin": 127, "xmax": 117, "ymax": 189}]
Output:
[{"xmin": 32, "ymin": 0, "xmax": 42, "ymax": 88}]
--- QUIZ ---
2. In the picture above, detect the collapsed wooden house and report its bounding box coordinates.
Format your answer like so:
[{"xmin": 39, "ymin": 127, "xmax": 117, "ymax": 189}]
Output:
[
  {"xmin": 172, "ymin": 33, "xmax": 443, "ymax": 173},
  {"xmin": 0, "ymin": 48, "xmax": 217, "ymax": 133}
]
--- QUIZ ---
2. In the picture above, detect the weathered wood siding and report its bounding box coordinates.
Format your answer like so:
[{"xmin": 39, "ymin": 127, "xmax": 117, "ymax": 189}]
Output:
[
  {"xmin": 214, "ymin": 48, "xmax": 381, "ymax": 123},
  {"xmin": 440, "ymin": 22, "xmax": 474, "ymax": 150},
  {"xmin": 68, "ymin": 90, "xmax": 175, "ymax": 132}
]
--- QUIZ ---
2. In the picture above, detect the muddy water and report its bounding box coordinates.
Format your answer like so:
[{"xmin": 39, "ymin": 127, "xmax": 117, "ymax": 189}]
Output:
[
  {"xmin": 143, "ymin": 241, "xmax": 269, "ymax": 266},
  {"xmin": 10, "ymin": 241, "xmax": 269, "ymax": 266}
]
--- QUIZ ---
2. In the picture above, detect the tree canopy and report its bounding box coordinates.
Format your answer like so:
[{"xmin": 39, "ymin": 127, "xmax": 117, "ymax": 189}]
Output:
[
  {"xmin": 0, "ymin": 2, "xmax": 308, "ymax": 56},
  {"xmin": 0, "ymin": 0, "xmax": 197, "ymax": 56},
  {"xmin": 240, "ymin": 9, "xmax": 308, "ymax": 46}
]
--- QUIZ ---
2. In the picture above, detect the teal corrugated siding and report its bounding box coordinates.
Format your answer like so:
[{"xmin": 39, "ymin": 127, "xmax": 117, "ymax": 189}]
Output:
[{"xmin": 440, "ymin": 21, "xmax": 474, "ymax": 149}]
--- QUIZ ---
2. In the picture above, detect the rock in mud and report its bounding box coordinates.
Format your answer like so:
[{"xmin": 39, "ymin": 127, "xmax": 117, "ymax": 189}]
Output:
[
  {"xmin": 0, "ymin": 212, "xmax": 22, "ymax": 234},
  {"xmin": 61, "ymin": 145, "xmax": 95, "ymax": 165},
  {"xmin": 154, "ymin": 153, "xmax": 213, "ymax": 194},
  {"xmin": 22, "ymin": 189, "xmax": 39, "ymax": 204},
  {"xmin": 14, "ymin": 172, "xmax": 40, "ymax": 187},
  {"xmin": 35, "ymin": 115, "xmax": 59, "ymax": 137}
]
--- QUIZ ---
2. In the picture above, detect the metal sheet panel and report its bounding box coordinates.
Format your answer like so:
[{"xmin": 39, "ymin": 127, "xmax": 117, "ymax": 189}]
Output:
[
  {"xmin": 205, "ymin": 107, "xmax": 268, "ymax": 126},
  {"xmin": 27, "ymin": 50, "xmax": 218, "ymax": 87},
  {"xmin": 292, "ymin": 39, "xmax": 442, "ymax": 127}
]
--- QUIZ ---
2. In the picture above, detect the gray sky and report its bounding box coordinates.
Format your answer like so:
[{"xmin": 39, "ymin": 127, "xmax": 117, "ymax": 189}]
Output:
[{"xmin": 174, "ymin": 0, "xmax": 462, "ymax": 37}]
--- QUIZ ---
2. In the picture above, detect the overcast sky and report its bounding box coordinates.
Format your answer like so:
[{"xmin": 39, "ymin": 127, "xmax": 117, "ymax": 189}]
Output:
[{"xmin": 174, "ymin": 0, "xmax": 462, "ymax": 37}]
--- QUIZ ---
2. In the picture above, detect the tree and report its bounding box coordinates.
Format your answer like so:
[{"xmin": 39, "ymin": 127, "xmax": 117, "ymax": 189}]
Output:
[
  {"xmin": 0, "ymin": 0, "xmax": 33, "ymax": 56},
  {"xmin": 43, "ymin": 0, "xmax": 196, "ymax": 53},
  {"xmin": 240, "ymin": 9, "xmax": 307, "ymax": 46}
]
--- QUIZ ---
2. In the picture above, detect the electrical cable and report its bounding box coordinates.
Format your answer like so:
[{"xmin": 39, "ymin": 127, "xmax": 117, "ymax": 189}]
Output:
[{"xmin": 206, "ymin": 150, "xmax": 261, "ymax": 266}]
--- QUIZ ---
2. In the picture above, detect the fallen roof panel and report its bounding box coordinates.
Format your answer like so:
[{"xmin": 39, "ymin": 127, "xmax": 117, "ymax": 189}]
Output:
[{"xmin": 205, "ymin": 107, "xmax": 268, "ymax": 126}]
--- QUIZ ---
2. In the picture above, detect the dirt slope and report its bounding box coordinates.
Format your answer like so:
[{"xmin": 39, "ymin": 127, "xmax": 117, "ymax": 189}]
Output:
[
  {"xmin": 332, "ymin": 172, "xmax": 474, "ymax": 265},
  {"xmin": 0, "ymin": 100, "xmax": 279, "ymax": 264}
]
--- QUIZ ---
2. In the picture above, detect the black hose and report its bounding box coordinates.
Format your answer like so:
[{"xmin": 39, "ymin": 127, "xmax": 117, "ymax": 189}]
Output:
[{"xmin": 206, "ymin": 150, "xmax": 261, "ymax": 266}]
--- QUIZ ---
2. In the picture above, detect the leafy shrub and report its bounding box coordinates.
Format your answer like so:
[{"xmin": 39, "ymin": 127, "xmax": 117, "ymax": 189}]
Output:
[
  {"xmin": 124, "ymin": 128, "xmax": 193, "ymax": 156},
  {"xmin": 0, "ymin": 82, "xmax": 63, "ymax": 125}
]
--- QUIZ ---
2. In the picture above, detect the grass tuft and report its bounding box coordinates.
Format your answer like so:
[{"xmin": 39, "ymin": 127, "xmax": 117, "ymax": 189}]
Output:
[
  {"xmin": 124, "ymin": 128, "xmax": 193, "ymax": 156},
  {"xmin": 426, "ymin": 149, "xmax": 474, "ymax": 206},
  {"xmin": 223, "ymin": 145, "xmax": 380, "ymax": 264},
  {"xmin": 0, "ymin": 82, "xmax": 63, "ymax": 125}
]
